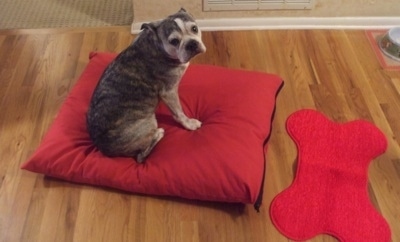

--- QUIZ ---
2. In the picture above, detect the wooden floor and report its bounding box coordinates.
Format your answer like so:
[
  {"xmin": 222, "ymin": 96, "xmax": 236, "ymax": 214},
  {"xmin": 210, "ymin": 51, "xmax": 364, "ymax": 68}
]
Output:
[{"xmin": 0, "ymin": 27, "xmax": 399, "ymax": 242}]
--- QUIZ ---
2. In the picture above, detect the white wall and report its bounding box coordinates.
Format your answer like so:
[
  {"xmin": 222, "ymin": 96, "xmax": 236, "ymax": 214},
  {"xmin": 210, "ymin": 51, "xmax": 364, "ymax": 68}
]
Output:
[{"xmin": 133, "ymin": 0, "xmax": 400, "ymax": 22}]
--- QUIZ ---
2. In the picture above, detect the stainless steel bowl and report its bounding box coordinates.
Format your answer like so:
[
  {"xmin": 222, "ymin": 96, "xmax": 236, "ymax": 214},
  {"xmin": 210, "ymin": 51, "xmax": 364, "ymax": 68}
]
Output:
[{"xmin": 379, "ymin": 27, "xmax": 400, "ymax": 62}]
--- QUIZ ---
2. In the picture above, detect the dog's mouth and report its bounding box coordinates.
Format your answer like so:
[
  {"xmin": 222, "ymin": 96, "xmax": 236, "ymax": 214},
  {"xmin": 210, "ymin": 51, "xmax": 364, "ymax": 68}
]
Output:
[
  {"xmin": 178, "ymin": 40, "xmax": 206, "ymax": 63},
  {"xmin": 185, "ymin": 40, "xmax": 206, "ymax": 54}
]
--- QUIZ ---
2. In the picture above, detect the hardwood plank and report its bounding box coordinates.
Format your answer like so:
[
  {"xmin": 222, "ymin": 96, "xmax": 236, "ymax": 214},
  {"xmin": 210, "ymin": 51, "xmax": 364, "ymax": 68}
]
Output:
[{"xmin": 0, "ymin": 28, "xmax": 399, "ymax": 242}]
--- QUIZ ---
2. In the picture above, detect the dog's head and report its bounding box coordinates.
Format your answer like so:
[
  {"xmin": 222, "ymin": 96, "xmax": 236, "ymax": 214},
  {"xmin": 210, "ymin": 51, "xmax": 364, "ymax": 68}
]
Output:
[{"xmin": 141, "ymin": 8, "xmax": 206, "ymax": 64}]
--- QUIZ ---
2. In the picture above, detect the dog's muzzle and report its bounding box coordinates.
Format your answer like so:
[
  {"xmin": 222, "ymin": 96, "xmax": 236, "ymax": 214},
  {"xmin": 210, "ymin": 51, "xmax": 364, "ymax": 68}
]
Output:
[{"xmin": 185, "ymin": 40, "xmax": 206, "ymax": 55}]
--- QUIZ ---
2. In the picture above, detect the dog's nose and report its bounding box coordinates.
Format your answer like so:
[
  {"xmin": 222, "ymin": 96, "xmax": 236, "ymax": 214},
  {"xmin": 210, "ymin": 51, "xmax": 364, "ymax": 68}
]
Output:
[{"xmin": 186, "ymin": 40, "xmax": 200, "ymax": 52}]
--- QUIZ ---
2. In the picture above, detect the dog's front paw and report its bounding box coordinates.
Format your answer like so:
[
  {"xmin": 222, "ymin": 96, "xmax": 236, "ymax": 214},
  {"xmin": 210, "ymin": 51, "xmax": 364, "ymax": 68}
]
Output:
[{"xmin": 183, "ymin": 118, "xmax": 202, "ymax": 130}]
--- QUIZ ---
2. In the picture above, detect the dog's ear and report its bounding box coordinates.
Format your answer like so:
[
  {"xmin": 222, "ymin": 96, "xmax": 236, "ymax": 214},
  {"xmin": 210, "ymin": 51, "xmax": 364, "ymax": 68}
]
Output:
[
  {"xmin": 140, "ymin": 23, "xmax": 153, "ymax": 31},
  {"xmin": 177, "ymin": 8, "xmax": 194, "ymax": 19},
  {"xmin": 140, "ymin": 20, "xmax": 161, "ymax": 32},
  {"xmin": 140, "ymin": 23, "xmax": 155, "ymax": 32}
]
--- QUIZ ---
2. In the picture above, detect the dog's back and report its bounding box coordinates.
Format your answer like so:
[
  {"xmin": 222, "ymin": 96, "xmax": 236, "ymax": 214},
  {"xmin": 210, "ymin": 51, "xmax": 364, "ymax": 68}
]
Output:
[
  {"xmin": 87, "ymin": 30, "xmax": 167, "ymax": 156},
  {"xmin": 86, "ymin": 9, "xmax": 205, "ymax": 161}
]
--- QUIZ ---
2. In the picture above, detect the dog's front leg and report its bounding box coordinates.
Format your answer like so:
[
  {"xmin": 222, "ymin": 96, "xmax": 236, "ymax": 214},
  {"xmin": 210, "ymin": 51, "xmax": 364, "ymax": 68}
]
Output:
[{"xmin": 160, "ymin": 88, "xmax": 201, "ymax": 130}]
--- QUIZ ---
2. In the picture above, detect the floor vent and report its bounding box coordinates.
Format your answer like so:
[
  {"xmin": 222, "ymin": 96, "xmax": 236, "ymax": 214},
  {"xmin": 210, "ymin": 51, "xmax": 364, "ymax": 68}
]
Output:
[{"xmin": 203, "ymin": 0, "xmax": 315, "ymax": 11}]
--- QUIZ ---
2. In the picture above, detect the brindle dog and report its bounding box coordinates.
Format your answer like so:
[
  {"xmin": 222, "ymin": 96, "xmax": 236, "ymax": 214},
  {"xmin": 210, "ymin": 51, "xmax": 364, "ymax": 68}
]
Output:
[{"xmin": 86, "ymin": 9, "xmax": 206, "ymax": 162}]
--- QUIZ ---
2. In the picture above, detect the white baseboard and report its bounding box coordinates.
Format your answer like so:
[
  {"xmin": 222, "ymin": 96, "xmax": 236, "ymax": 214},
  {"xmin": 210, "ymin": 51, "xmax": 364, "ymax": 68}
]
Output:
[{"xmin": 131, "ymin": 16, "xmax": 400, "ymax": 34}]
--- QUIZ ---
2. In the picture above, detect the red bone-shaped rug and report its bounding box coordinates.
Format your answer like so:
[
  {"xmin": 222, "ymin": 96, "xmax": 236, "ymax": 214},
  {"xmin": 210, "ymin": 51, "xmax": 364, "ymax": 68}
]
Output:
[{"xmin": 270, "ymin": 109, "xmax": 391, "ymax": 242}]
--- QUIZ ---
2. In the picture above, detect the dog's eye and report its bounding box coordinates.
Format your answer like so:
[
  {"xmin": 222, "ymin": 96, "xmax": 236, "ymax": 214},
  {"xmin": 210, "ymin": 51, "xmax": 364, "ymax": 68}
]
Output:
[
  {"xmin": 192, "ymin": 26, "xmax": 198, "ymax": 34},
  {"xmin": 169, "ymin": 38, "xmax": 180, "ymax": 46}
]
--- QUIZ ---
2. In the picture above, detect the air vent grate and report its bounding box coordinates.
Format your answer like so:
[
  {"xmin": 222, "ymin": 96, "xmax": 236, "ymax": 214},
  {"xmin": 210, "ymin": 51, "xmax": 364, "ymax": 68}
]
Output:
[{"xmin": 204, "ymin": 0, "xmax": 315, "ymax": 11}]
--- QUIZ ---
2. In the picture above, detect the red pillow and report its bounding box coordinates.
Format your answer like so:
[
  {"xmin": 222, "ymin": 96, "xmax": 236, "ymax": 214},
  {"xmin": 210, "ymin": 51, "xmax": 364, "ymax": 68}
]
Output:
[{"xmin": 21, "ymin": 52, "xmax": 283, "ymax": 206}]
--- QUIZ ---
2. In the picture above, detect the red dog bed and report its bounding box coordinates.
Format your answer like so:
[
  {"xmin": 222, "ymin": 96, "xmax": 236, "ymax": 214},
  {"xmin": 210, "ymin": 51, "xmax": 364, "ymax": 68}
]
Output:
[{"xmin": 22, "ymin": 52, "xmax": 283, "ymax": 208}]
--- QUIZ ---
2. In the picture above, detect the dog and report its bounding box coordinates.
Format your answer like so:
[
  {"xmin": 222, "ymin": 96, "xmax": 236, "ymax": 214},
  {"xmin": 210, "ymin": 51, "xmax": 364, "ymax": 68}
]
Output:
[{"xmin": 86, "ymin": 8, "xmax": 206, "ymax": 163}]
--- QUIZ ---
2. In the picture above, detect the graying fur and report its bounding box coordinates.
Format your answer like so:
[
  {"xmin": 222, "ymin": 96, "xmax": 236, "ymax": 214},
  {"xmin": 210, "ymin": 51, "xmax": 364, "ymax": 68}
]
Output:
[{"xmin": 86, "ymin": 9, "xmax": 206, "ymax": 162}]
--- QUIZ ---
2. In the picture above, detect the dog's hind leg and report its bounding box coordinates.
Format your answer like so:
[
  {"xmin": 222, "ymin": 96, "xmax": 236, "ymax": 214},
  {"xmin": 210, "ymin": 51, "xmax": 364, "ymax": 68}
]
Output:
[
  {"xmin": 112, "ymin": 115, "xmax": 164, "ymax": 162},
  {"xmin": 136, "ymin": 128, "xmax": 165, "ymax": 163}
]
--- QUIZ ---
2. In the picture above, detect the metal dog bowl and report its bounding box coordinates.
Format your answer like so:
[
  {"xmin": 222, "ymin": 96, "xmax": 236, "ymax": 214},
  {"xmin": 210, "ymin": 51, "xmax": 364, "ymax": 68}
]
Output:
[{"xmin": 379, "ymin": 27, "xmax": 400, "ymax": 62}]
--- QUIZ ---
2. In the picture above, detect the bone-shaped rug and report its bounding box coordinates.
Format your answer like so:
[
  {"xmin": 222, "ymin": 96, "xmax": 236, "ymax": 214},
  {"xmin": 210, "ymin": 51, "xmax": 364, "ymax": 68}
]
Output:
[{"xmin": 270, "ymin": 109, "xmax": 391, "ymax": 242}]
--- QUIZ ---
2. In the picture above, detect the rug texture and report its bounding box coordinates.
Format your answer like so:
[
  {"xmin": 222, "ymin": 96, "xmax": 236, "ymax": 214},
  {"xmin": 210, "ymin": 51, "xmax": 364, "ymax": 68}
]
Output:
[
  {"xmin": 270, "ymin": 109, "xmax": 391, "ymax": 242},
  {"xmin": 0, "ymin": 0, "xmax": 133, "ymax": 29}
]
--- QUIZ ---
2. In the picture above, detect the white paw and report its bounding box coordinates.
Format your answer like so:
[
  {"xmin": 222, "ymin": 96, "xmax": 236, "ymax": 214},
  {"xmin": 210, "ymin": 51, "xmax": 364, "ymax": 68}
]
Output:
[
  {"xmin": 156, "ymin": 128, "xmax": 165, "ymax": 140},
  {"xmin": 183, "ymin": 118, "xmax": 202, "ymax": 130}
]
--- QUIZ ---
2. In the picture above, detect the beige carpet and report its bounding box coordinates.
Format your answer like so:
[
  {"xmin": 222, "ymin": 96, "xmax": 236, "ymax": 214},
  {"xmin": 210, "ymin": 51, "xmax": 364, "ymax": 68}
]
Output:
[{"xmin": 0, "ymin": 0, "xmax": 133, "ymax": 29}]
